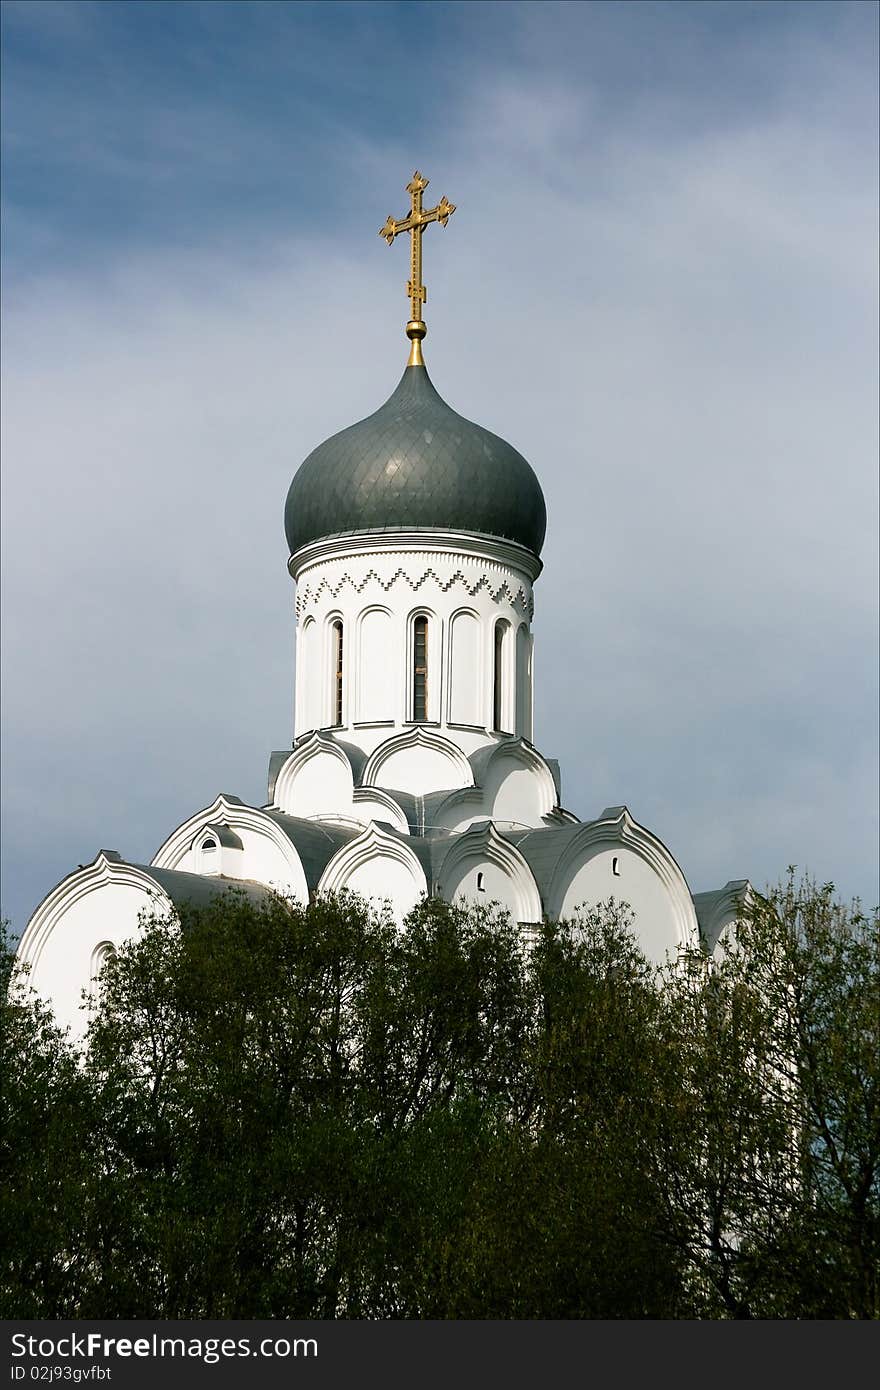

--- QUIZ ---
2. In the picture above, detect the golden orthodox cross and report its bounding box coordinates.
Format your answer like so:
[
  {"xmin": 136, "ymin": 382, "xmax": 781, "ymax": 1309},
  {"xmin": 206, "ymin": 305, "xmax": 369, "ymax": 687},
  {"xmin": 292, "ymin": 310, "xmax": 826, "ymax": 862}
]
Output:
[{"xmin": 379, "ymin": 171, "xmax": 455, "ymax": 364}]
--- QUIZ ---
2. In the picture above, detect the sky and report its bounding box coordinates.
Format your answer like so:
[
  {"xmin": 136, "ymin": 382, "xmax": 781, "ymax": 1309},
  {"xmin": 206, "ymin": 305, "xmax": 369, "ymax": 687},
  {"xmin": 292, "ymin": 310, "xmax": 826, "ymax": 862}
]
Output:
[{"xmin": 2, "ymin": 0, "xmax": 878, "ymax": 936}]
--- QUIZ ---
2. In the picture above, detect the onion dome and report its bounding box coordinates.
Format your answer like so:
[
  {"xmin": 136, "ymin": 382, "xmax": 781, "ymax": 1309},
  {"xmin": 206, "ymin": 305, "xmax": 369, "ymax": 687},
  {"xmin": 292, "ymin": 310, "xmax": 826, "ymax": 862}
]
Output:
[{"xmin": 284, "ymin": 361, "xmax": 547, "ymax": 558}]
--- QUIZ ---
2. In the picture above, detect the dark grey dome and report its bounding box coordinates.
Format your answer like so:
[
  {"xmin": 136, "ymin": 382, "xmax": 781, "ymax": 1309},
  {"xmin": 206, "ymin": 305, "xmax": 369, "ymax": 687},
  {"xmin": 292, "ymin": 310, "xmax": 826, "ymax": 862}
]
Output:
[{"xmin": 285, "ymin": 362, "xmax": 546, "ymax": 557}]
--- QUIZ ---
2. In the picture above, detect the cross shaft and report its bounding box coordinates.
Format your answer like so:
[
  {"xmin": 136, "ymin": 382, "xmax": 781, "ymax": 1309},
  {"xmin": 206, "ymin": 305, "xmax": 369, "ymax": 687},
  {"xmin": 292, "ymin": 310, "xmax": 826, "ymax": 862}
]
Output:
[{"xmin": 379, "ymin": 172, "xmax": 456, "ymax": 358}]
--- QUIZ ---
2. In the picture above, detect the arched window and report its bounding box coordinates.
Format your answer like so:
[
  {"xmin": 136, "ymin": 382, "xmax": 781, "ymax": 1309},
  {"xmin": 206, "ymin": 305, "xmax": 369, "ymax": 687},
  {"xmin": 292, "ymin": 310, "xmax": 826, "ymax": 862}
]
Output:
[
  {"xmin": 493, "ymin": 620, "xmax": 506, "ymax": 732},
  {"xmin": 332, "ymin": 620, "xmax": 344, "ymax": 726},
  {"xmin": 412, "ymin": 615, "xmax": 428, "ymax": 721},
  {"xmin": 89, "ymin": 942, "xmax": 116, "ymax": 1007},
  {"xmin": 90, "ymin": 941, "xmax": 116, "ymax": 981},
  {"xmin": 298, "ymin": 616, "xmax": 318, "ymax": 735},
  {"xmin": 87, "ymin": 939, "xmax": 114, "ymax": 1006}
]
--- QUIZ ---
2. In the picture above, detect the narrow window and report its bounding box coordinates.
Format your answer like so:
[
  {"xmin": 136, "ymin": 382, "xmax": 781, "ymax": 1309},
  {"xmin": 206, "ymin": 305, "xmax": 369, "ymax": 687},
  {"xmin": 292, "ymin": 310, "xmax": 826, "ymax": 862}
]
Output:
[
  {"xmin": 90, "ymin": 941, "xmax": 115, "ymax": 980},
  {"xmin": 493, "ymin": 621, "xmax": 505, "ymax": 731},
  {"xmin": 612, "ymin": 856, "xmax": 621, "ymax": 877},
  {"xmin": 332, "ymin": 621, "xmax": 344, "ymax": 726},
  {"xmin": 89, "ymin": 942, "xmax": 116, "ymax": 1005},
  {"xmin": 477, "ymin": 871, "xmax": 486, "ymax": 892},
  {"xmin": 413, "ymin": 616, "xmax": 428, "ymax": 721}
]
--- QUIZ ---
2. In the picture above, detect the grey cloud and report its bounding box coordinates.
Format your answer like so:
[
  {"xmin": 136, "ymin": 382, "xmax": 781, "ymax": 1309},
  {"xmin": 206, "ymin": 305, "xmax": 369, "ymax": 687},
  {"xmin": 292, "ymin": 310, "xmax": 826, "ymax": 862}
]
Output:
[{"xmin": 2, "ymin": 13, "xmax": 877, "ymax": 933}]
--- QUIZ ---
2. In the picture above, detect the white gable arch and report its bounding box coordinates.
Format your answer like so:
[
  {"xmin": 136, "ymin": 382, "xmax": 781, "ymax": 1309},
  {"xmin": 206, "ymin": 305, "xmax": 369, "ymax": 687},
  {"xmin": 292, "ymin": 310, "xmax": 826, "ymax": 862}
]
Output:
[
  {"xmin": 151, "ymin": 796, "xmax": 309, "ymax": 902},
  {"xmin": 317, "ymin": 823, "xmax": 427, "ymax": 919},
  {"xmin": 481, "ymin": 739, "xmax": 558, "ymax": 828},
  {"xmin": 272, "ymin": 733, "xmax": 355, "ymax": 819},
  {"xmin": 547, "ymin": 809, "xmax": 699, "ymax": 964},
  {"xmin": 351, "ymin": 786, "xmax": 411, "ymax": 834},
  {"xmin": 696, "ymin": 880, "xmax": 754, "ymax": 961},
  {"xmin": 362, "ymin": 725, "xmax": 474, "ymax": 796},
  {"xmin": 438, "ymin": 822, "xmax": 542, "ymax": 924},
  {"xmin": 15, "ymin": 853, "xmax": 173, "ymax": 1039},
  {"xmin": 428, "ymin": 785, "xmax": 486, "ymax": 834}
]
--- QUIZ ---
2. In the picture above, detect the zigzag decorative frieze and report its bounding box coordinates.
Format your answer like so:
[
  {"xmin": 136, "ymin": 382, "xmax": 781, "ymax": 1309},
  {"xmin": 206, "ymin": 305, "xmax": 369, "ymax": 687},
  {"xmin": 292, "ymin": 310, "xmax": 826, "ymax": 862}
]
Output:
[{"xmin": 295, "ymin": 566, "xmax": 534, "ymax": 617}]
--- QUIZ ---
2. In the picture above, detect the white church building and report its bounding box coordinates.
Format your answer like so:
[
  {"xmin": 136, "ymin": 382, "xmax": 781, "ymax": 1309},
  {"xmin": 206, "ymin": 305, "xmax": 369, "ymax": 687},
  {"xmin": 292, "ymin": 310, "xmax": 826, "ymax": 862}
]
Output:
[{"xmin": 16, "ymin": 174, "xmax": 749, "ymax": 1036}]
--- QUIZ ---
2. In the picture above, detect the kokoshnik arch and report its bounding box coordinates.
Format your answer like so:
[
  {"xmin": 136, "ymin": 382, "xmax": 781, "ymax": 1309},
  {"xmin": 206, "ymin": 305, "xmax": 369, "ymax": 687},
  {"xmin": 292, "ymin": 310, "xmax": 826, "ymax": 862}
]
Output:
[{"xmin": 16, "ymin": 172, "xmax": 750, "ymax": 1034}]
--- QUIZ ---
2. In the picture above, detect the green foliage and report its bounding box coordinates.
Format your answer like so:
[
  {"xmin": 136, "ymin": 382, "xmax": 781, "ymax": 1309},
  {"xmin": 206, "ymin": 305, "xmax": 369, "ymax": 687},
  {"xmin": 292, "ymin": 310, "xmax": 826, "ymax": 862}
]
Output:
[
  {"xmin": 0, "ymin": 923, "xmax": 96, "ymax": 1316},
  {"xmin": 652, "ymin": 872, "xmax": 879, "ymax": 1317},
  {"xmin": 1, "ymin": 876, "xmax": 877, "ymax": 1318}
]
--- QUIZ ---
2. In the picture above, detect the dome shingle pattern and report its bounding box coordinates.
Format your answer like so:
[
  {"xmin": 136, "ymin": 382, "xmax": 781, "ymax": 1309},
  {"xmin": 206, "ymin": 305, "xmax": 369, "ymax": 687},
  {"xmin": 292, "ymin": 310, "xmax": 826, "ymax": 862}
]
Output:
[{"xmin": 285, "ymin": 363, "xmax": 546, "ymax": 557}]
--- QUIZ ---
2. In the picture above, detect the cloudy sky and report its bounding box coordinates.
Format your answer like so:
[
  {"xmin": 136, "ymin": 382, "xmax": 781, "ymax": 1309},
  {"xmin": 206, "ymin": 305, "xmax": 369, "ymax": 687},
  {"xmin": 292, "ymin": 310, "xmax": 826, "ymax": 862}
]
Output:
[{"xmin": 2, "ymin": 0, "xmax": 877, "ymax": 934}]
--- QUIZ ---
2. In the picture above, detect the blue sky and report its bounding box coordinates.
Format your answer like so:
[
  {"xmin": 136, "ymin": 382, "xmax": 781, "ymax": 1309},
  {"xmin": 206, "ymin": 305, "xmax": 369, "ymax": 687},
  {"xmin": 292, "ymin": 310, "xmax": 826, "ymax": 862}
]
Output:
[
  {"xmin": 2, "ymin": 0, "xmax": 878, "ymax": 934},
  {"xmin": 5, "ymin": 1, "xmax": 873, "ymax": 277}
]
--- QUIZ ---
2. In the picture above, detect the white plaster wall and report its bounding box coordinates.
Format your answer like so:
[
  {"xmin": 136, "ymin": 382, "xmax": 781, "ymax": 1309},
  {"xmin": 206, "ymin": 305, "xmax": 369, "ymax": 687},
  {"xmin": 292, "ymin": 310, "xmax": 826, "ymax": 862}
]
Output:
[
  {"xmin": 556, "ymin": 847, "xmax": 682, "ymax": 965},
  {"xmin": 483, "ymin": 760, "xmax": 550, "ymax": 828},
  {"xmin": 297, "ymin": 617, "xmax": 319, "ymax": 735},
  {"xmin": 711, "ymin": 919, "xmax": 738, "ymax": 965},
  {"xmin": 351, "ymin": 791, "xmax": 410, "ymax": 833},
  {"xmin": 429, "ymin": 744, "xmax": 558, "ymax": 833},
  {"xmin": 449, "ymin": 609, "xmax": 481, "ymax": 726},
  {"xmin": 704, "ymin": 894, "xmax": 750, "ymax": 963},
  {"xmin": 370, "ymin": 739, "xmax": 472, "ymax": 796},
  {"xmin": 21, "ymin": 880, "xmax": 158, "ymax": 1039},
  {"xmin": 336, "ymin": 855, "xmax": 424, "ymax": 920},
  {"xmin": 279, "ymin": 748, "xmax": 353, "ymax": 820},
  {"xmin": 431, "ymin": 802, "xmax": 492, "ymax": 834},
  {"xmin": 357, "ymin": 607, "xmax": 394, "ymax": 722},
  {"xmin": 443, "ymin": 856, "xmax": 525, "ymax": 923},
  {"xmin": 290, "ymin": 533, "xmax": 537, "ymax": 755}
]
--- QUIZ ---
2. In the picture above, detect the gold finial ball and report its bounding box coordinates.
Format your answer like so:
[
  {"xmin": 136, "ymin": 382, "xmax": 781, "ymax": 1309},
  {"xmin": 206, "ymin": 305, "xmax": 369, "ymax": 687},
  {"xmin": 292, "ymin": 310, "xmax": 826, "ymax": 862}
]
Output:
[{"xmin": 406, "ymin": 320, "xmax": 427, "ymax": 341}]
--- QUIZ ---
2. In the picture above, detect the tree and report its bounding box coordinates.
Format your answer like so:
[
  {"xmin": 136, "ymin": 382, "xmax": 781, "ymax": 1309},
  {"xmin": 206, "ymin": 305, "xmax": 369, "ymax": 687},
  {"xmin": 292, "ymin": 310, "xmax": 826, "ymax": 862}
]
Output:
[
  {"xmin": 728, "ymin": 873, "xmax": 879, "ymax": 1317},
  {"xmin": 0, "ymin": 923, "xmax": 97, "ymax": 1316},
  {"xmin": 654, "ymin": 874, "xmax": 879, "ymax": 1318},
  {"xmin": 2, "ymin": 877, "xmax": 876, "ymax": 1318}
]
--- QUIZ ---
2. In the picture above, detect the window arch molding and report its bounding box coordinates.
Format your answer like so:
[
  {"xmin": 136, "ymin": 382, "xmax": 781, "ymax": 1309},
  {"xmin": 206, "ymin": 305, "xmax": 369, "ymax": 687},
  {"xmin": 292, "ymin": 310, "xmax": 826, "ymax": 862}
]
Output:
[
  {"xmin": 90, "ymin": 941, "xmax": 116, "ymax": 981},
  {"xmin": 355, "ymin": 603, "xmax": 394, "ymax": 724},
  {"xmin": 89, "ymin": 941, "xmax": 116, "ymax": 1006},
  {"xmin": 297, "ymin": 615, "xmax": 319, "ymax": 736},
  {"xmin": 446, "ymin": 605, "xmax": 482, "ymax": 728}
]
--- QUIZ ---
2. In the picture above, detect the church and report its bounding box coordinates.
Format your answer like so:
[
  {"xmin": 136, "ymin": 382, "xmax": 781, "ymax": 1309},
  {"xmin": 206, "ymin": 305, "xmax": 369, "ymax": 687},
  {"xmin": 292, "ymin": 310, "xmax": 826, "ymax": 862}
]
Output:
[{"xmin": 16, "ymin": 173, "xmax": 749, "ymax": 1036}]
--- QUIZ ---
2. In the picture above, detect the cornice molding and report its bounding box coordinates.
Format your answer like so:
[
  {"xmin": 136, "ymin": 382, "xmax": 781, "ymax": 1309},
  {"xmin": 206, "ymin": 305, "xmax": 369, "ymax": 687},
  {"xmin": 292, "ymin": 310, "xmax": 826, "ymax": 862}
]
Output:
[
  {"xmin": 316, "ymin": 823, "xmax": 428, "ymax": 898},
  {"xmin": 16, "ymin": 853, "xmax": 173, "ymax": 972},
  {"xmin": 150, "ymin": 794, "xmax": 308, "ymax": 900},
  {"xmin": 426, "ymin": 738, "xmax": 561, "ymax": 832},
  {"xmin": 547, "ymin": 808, "xmax": 700, "ymax": 950},
  {"xmin": 437, "ymin": 821, "xmax": 543, "ymax": 923},
  {"xmin": 289, "ymin": 528, "xmax": 543, "ymax": 584},
  {"xmin": 361, "ymin": 725, "xmax": 475, "ymax": 792},
  {"xmin": 271, "ymin": 736, "xmax": 412, "ymax": 834},
  {"xmin": 482, "ymin": 737, "xmax": 559, "ymax": 818},
  {"xmin": 697, "ymin": 879, "xmax": 754, "ymax": 955},
  {"xmin": 271, "ymin": 733, "xmax": 355, "ymax": 814},
  {"xmin": 351, "ymin": 786, "xmax": 411, "ymax": 833}
]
